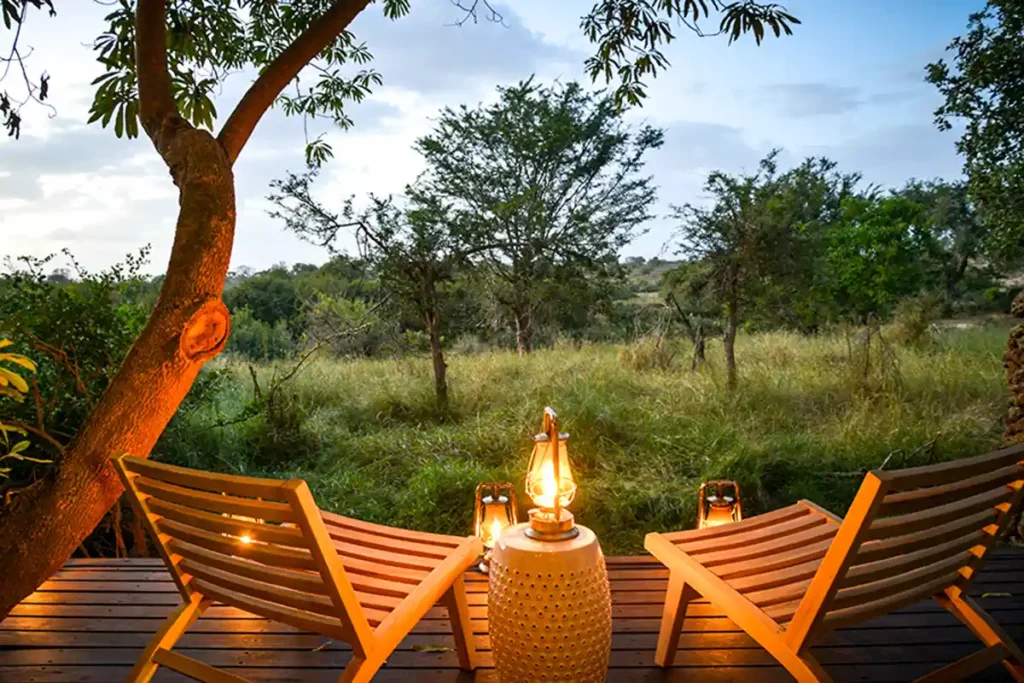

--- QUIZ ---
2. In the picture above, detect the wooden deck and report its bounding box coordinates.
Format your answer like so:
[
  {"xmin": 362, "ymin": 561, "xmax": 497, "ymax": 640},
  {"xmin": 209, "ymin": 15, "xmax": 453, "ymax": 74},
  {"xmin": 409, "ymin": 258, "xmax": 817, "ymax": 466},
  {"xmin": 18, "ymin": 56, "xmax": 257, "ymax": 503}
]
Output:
[{"xmin": 0, "ymin": 550, "xmax": 1021, "ymax": 682}]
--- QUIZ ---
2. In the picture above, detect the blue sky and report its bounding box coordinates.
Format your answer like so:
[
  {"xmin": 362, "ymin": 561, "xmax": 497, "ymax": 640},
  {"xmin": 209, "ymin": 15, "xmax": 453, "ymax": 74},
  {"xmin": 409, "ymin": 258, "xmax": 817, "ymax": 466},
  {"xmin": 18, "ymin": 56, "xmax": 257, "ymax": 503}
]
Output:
[{"xmin": 0, "ymin": 0, "xmax": 984, "ymax": 273}]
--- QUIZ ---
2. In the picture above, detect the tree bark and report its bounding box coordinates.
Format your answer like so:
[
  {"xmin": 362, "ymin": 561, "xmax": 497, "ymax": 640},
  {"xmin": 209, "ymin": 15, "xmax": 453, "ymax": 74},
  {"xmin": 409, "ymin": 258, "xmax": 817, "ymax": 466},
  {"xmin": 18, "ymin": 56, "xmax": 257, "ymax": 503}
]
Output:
[
  {"xmin": 426, "ymin": 309, "xmax": 448, "ymax": 411},
  {"xmin": 0, "ymin": 0, "xmax": 371, "ymax": 618},
  {"xmin": 724, "ymin": 300, "xmax": 738, "ymax": 391},
  {"xmin": 513, "ymin": 306, "xmax": 533, "ymax": 357},
  {"xmin": 691, "ymin": 324, "xmax": 705, "ymax": 372}
]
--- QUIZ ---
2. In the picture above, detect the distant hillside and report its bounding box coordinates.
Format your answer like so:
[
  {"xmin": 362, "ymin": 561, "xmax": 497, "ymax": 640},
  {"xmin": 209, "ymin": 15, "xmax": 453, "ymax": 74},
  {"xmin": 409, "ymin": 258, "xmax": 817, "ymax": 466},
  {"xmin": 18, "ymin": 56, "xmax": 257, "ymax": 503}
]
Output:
[{"xmin": 622, "ymin": 257, "xmax": 682, "ymax": 293}]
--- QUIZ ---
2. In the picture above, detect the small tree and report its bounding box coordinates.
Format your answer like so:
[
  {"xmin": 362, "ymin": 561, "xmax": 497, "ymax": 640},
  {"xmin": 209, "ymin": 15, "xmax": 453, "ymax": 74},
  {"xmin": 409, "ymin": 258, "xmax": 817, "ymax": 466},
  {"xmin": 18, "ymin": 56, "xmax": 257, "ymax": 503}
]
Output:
[
  {"xmin": 898, "ymin": 179, "xmax": 990, "ymax": 314},
  {"xmin": 928, "ymin": 1, "xmax": 1024, "ymax": 265},
  {"xmin": 825, "ymin": 195, "xmax": 933, "ymax": 323},
  {"xmin": 671, "ymin": 151, "xmax": 791, "ymax": 389},
  {"xmin": 416, "ymin": 79, "xmax": 663, "ymax": 354},
  {"xmin": 270, "ymin": 172, "xmax": 477, "ymax": 410}
]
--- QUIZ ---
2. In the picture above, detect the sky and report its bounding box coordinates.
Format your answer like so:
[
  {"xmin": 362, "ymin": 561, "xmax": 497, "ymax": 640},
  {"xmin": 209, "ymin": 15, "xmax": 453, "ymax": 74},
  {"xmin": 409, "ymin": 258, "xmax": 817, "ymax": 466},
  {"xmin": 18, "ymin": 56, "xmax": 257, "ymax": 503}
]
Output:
[{"xmin": 0, "ymin": 0, "xmax": 983, "ymax": 276}]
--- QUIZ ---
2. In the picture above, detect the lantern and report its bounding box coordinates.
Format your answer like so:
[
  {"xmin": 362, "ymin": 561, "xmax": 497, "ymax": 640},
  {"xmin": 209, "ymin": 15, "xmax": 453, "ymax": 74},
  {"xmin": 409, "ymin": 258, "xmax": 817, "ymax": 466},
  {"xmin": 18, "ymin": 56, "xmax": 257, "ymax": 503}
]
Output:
[
  {"xmin": 697, "ymin": 480, "xmax": 743, "ymax": 529},
  {"xmin": 474, "ymin": 482, "xmax": 518, "ymax": 550},
  {"xmin": 523, "ymin": 407, "xmax": 578, "ymax": 540},
  {"xmin": 488, "ymin": 407, "xmax": 611, "ymax": 682}
]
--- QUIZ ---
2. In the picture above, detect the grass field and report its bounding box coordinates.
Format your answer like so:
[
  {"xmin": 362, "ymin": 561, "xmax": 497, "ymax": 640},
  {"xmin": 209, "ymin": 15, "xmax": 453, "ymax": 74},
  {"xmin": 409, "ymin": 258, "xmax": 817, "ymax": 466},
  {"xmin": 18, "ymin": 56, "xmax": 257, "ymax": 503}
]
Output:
[{"xmin": 155, "ymin": 321, "xmax": 1013, "ymax": 554}]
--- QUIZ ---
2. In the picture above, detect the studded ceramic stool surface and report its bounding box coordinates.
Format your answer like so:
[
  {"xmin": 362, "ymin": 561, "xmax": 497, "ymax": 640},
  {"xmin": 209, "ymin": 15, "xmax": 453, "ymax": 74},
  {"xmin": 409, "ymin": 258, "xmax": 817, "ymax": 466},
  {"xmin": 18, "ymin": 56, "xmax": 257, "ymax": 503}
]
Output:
[{"xmin": 488, "ymin": 523, "xmax": 612, "ymax": 683}]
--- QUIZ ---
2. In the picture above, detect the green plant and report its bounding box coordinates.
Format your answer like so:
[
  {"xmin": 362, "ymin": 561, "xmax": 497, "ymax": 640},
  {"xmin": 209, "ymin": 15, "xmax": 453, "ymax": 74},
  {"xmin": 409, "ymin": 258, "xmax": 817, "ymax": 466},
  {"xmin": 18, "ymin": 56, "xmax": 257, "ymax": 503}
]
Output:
[
  {"xmin": 0, "ymin": 340, "xmax": 48, "ymax": 488},
  {"xmin": 155, "ymin": 324, "xmax": 1010, "ymax": 555}
]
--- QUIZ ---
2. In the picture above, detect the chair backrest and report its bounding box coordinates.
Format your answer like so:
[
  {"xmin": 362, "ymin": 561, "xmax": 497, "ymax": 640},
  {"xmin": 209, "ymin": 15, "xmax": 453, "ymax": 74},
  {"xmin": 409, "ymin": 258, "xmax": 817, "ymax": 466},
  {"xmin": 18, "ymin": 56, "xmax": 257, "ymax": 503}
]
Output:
[
  {"xmin": 113, "ymin": 456, "xmax": 374, "ymax": 652},
  {"xmin": 787, "ymin": 444, "xmax": 1024, "ymax": 643}
]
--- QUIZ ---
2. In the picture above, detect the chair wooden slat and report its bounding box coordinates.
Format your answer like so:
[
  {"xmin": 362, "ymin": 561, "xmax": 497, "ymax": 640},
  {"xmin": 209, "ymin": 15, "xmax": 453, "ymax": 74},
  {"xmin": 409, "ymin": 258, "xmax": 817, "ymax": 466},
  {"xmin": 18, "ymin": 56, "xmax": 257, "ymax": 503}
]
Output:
[
  {"xmin": 324, "ymin": 523, "xmax": 453, "ymax": 560},
  {"xmin": 663, "ymin": 504, "xmax": 809, "ymax": 543},
  {"xmin": 121, "ymin": 456, "xmax": 294, "ymax": 500},
  {"xmin": 168, "ymin": 540, "xmax": 328, "ymax": 595},
  {"xmin": 135, "ymin": 477, "xmax": 295, "ymax": 523},
  {"xmin": 181, "ymin": 559, "xmax": 341, "ymax": 618},
  {"xmin": 853, "ymin": 508, "xmax": 999, "ymax": 565},
  {"xmin": 148, "ymin": 498, "xmax": 307, "ymax": 548},
  {"xmin": 726, "ymin": 558, "xmax": 822, "ymax": 594},
  {"xmin": 321, "ymin": 511, "xmax": 463, "ymax": 548},
  {"xmin": 697, "ymin": 521, "xmax": 834, "ymax": 568},
  {"xmin": 714, "ymin": 537, "xmax": 835, "ymax": 580},
  {"xmin": 331, "ymin": 538, "xmax": 444, "ymax": 571},
  {"xmin": 840, "ymin": 529, "xmax": 988, "ymax": 588},
  {"xmin": 875, "ymin": 443, "xmax": 1024, "ymax": 491},
  {"xmin": 682, "ymin": 513, "xmax": 827, "ymax": 556},
  {"xmin": 864, "ymin": 487, "xmax": 1014, "ymax": 542},
  {"xmin": 156, "ymin": 518, "xmax": 318, "ymax": 571},
  {"xmin": 877, "ymin": 463, "xmax": 1024, "ymax": 517},
  {"xmin": 830, "ymin": 552, "xmax": 972, "ymax": 612},
  {"xmin": 743, "ymin": 577, "xmax": 813, "ymax": 608},
  {"xmin": 190, "ymin": 578, "xmax": 357, "ymax": 634},
  {"xmin": 821, "ymin": 571, "xmax": 961, "ymax": 630}
]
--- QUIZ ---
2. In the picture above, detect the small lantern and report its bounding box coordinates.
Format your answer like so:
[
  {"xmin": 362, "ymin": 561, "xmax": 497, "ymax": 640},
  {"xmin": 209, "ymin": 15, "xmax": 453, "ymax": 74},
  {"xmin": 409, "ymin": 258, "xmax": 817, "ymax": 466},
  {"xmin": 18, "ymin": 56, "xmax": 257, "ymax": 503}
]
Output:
[
  {"xmin": 489, "ymin": 406, "xmax": 612, "ymax": 682},
  {"xmin": 524, "ymin": 407, "xmax": 578, "ymax": 541},
  {"xmin": 474, "ymin": 482, "xmax": 518, "ymax": 550},
  {"xmin": 697, "ymin": 480, "xmax": 743, "ymax": 529}
]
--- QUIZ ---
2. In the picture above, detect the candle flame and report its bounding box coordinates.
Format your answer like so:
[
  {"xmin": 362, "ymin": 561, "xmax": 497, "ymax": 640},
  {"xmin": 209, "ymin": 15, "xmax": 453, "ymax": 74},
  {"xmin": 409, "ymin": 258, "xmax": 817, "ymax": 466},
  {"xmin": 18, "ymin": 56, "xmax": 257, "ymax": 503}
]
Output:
[
  {"xmin": 490, "ymin": 518, "xmax": 503, "ymax": 544},
  {"xmin": 535, "ymin": 459, "xmax": 559, "ymax": 509}
]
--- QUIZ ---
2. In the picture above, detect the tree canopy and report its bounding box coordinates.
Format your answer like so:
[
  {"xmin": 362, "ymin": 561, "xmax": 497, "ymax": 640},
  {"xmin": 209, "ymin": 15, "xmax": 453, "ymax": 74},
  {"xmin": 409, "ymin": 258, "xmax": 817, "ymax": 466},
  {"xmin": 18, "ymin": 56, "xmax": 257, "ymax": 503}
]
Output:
[{"xmin": 928, "ymin": 0, "xmax": 1024, "ymax": 265}]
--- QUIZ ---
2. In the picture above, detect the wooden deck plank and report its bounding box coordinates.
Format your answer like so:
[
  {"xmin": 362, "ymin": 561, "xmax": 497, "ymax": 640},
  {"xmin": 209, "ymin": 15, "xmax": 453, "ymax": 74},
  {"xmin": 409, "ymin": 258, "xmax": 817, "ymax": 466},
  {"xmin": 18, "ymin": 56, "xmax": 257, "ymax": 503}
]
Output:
[{"xmin": 1, "ymin": 551, "xmax": 1021, "ymax": 682}]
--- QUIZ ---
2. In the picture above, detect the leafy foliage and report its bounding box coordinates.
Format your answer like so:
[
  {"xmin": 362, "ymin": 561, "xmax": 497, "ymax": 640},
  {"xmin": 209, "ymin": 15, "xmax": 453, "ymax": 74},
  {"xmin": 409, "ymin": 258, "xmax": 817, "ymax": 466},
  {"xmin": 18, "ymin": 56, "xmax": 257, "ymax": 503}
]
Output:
[
  {"xmin": 927, "ymin": 0, "xmax": 1024, "ymax": 265},
  {"xmin": 581, "ymin": 0, "xmax": 800, "ymax": 107},
  {"xmin": 415, "ymin": 78, "xmax": 663, "ymax": 352},
  {"xmin": 0, "ymin": 340, "xmax": 48, "ymax": 485},
  {"xmin": 825, "ymin": 196, "xmax": 935, "ymax": 321},
  {"xmin": 0, "ymin": 249, "xmax": 151, "ymax": 481}
]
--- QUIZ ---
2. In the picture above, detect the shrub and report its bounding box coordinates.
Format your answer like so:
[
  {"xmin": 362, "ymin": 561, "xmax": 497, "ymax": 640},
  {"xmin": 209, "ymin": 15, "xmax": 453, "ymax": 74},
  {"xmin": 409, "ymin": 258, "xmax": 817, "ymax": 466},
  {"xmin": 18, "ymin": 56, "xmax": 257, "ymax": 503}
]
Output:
[{"xmin": 226, "ymin": 306, "xmax": 295, "ymax": 360}]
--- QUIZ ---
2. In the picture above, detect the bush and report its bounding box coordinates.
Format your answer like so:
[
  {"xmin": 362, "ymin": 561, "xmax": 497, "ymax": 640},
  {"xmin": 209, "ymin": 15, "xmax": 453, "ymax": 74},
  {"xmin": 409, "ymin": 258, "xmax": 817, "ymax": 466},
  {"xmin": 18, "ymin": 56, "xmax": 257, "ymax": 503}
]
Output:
[{"xmin": 227, "ymin": 306, "xmax": 295, "ymax": 360}]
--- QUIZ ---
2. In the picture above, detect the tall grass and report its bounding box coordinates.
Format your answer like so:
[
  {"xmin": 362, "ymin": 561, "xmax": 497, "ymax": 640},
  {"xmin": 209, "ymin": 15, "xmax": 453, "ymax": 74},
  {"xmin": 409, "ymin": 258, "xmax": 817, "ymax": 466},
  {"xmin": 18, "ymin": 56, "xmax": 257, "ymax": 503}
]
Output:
[{"xmin": 156, "ymin": 323, "xmax": 1011, "ymax": 554}]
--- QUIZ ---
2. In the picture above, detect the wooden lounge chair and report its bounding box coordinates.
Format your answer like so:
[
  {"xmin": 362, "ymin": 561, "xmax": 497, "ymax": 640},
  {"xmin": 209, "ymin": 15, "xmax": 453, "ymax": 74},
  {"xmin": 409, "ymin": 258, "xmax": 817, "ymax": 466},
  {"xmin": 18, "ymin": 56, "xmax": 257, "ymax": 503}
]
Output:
[
  {"xmin": 112, "ymin": 455, "xmax": 482, "ymax": 683},
  {"xmin": 645, "ymin": 444, "xmax": 1024, "ymax": 682}
]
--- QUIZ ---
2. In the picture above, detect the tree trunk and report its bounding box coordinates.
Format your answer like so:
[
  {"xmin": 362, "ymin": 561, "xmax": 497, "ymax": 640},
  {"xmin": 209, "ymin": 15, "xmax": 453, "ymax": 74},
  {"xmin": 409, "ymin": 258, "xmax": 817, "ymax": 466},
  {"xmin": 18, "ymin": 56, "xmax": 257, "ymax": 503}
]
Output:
[
  {"xmin": 513, "ymin": 307, "xmax": 533, "ymax": 357},
  {"xmin": 0, "ymin": 0, "xmax": 372, "ymax": 618},
  {"xmin": 0, "ymin": 126, "xmax": 235, "ymax": 618},
  {"xmin": 724, "ymin": 301, "xmax": 738, "ymax": 391},
  {"xmin": 426, "ymin": 309, "xmax": 448, "ymax": 411},
  {"xmin": 691, "ymin": 324, "xmax": 705, "ymax": 372}
]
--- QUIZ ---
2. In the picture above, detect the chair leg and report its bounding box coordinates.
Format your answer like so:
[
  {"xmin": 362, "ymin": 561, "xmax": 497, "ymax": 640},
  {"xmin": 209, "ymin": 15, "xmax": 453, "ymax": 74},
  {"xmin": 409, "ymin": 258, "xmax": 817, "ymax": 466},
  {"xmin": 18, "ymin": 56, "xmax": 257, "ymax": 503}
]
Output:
[
  {"xmin": 936, "ymin": 592, "xmax": 1024, "ymax": 682},
  {"xmin": 337, "ymin": 653, "xmax": 389, "ymax": 683},
  {"xmin": 127, "ymin": 593, "xmax": 208, "ymax": 683},
  {"xmin": 441, "ymin": 575, "xmax": 478, "ymax": 670},
  {"xmin": 655, "ymin": 571, "xmax": 698, "ymax": 667},
  {"xmin": 775, "ymin": 647, "xmax": 834, "ymax": 683}
]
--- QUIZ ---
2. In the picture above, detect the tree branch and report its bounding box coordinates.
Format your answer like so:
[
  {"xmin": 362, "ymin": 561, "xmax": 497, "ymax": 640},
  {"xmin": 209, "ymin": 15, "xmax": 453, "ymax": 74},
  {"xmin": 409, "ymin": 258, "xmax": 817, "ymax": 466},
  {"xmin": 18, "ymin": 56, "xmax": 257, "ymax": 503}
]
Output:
[
  {"xmin": 134, "ymin": 0, "xmax": 179, "ymax": 142},
  {"xmin": 217, "ymin": 0, "xmax": 373, "ymax": 165}
]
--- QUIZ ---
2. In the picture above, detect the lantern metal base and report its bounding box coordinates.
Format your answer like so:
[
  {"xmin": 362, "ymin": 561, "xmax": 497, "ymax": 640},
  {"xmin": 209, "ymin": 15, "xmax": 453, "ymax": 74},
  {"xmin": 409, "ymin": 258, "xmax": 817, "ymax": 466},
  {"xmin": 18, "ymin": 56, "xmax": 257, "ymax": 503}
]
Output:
[{"xmin": 524, "ymin": 507, "xmax": 579, "ymax": 541}]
